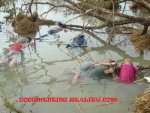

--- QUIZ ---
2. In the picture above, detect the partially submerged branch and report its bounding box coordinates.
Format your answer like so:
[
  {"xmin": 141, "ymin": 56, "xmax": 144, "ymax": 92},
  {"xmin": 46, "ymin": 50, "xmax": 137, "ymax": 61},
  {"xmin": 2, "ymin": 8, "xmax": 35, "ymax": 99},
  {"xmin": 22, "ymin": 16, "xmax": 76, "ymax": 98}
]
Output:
[{"xmin": 11, "ymin": 0, "xmax": 150, "ymax": 35}]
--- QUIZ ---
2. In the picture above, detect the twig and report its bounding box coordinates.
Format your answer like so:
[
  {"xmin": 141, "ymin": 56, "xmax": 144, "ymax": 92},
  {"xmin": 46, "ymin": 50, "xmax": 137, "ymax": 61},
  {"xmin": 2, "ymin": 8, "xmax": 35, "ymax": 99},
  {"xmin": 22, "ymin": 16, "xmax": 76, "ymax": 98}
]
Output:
[{"xmin": 40, "ymin": 6, "xmax": 56, "ymax": 17}]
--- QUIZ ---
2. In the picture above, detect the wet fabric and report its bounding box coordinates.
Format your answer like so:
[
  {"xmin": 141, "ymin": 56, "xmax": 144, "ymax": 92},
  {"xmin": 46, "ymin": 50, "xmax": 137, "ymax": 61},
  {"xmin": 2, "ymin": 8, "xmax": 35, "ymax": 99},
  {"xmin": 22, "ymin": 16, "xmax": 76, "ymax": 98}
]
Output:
[
  {"xmin": 80, "ymin": 63, "xmax": 94, "ymax": 72},
  {"xmin": 9, "ymin": 43, "xmax": 23, "ymax": 52},
  {"xmin": 48, "ymin": 30, "xmax": 60, "ymax": 35},
  {"xmin": 66, "ymin": 35, "xmax": 87, "ymax": 48},
  {"xmin": 48, "ymin": 25, "xmax": 63, "ymax": 35},
  {"xmin": 88, "ymin": 65, "xmax": 108, "ymax": 79},
  {"xmin": 81, "ymin": 65, "xmax": 108, "ymax": 79},
  {"xmin": 73, "ymin": 35, "xmax": 87, "ymax": 46},
  {"xmin": 118, "ymin": 64, "xmax": 136, "ymax": 84}
]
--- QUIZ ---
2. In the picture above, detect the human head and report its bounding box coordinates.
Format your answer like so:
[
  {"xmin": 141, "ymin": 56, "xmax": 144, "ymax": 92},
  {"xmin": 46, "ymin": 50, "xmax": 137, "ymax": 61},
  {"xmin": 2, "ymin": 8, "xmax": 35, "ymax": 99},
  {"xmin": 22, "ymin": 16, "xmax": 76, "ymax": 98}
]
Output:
[
  {"xmin": 123, "ymin": 57, "xmax": 132, "ymax": 65},
  {"xmin": 26, "ymin": 37, "xmax": 32, "ymax": 43},
  {"xmin": 56, "ymin": 22, "xmax": 67, "ymax": 28}
]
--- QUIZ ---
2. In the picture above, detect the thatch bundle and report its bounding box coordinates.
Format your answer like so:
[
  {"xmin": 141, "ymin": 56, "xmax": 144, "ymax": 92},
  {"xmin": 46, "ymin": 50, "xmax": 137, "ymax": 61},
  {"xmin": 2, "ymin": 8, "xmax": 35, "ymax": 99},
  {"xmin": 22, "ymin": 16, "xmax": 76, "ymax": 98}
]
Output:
[
  {"xmin": 12, "ymin": 12, "xmax": 55, "ymax": 35},
  {"xmin": 12, "ymin": 13, "xmax": 38, "ymax": 35},
  {"xmin": 131, "ymin": 32, "xmax": 150, "ymax": 51},
  {"xmin": 14, "ymin": 17, "xmax": 38, "ymax": 34},
  {"xmin": 133, "ymin": 86, "xmax": 150, "ymax": 113}
]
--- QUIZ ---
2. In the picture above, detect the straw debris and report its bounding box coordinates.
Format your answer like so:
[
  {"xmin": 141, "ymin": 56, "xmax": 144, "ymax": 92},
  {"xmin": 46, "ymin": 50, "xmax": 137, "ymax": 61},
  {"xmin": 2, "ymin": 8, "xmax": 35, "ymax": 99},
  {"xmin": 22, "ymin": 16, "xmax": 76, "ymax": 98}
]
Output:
[
  {"xmin": 12, "ymin": 13, "xmax": 38, "ymax": 34},
  {"xmin": 12, "ymin": 12, "xmax": 55, "ymax": 35},
  {"xmin": 133, "ymin": 85, "xmax": 150, "ymax": 113},
  {"xmin": 131, "ymin": 31, "xmax": 150, "ymax": 51}
]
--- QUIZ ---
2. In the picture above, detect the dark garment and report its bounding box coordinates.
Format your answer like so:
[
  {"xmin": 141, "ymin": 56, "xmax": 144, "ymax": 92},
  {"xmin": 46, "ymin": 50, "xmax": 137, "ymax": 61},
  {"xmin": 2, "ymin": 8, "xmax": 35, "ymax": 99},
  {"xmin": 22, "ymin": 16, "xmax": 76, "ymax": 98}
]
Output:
[
  {"xmin": 26, "ymin": 37, "xmax": 32, "ymax": 43},
  {"xmin": 73, "ymin": 35, "xmax": 87, "ymax": 46},
  {"xmin": 88, "ymin": 65, "xmax": 108, "ymax": 79},
  {"xmin": 66, "ymin": 35, "xmax": 87, "ymax": 48},
  {"xmin": 48, "ymin": 30, "xmax": 59, "ymax": 35},
  {"xmin": 80, "ymin": 63, "xmax": 94, "ymax": 72},
  {"xmin": 82, "ymin": 65, "xmax": 108, "ymax": 79}
]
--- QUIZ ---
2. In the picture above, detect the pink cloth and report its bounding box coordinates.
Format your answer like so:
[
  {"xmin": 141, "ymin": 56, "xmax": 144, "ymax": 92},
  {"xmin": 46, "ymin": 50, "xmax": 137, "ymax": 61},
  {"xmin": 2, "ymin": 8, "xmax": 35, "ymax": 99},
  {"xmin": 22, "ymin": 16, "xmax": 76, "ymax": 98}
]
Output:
[{"xmin": 118, "ymin": 64, "xmax": 136, "ymax": 84}]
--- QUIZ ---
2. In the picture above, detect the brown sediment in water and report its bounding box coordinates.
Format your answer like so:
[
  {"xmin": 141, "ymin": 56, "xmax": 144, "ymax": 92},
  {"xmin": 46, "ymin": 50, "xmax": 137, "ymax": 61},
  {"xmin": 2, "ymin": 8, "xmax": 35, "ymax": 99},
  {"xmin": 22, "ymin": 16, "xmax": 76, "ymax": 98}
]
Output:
[
  {"xmin": 12, "ymin": 12, "xmax": 55, "ymax": 35},
  {"xmin": 131, "ymin": 31, "xmax": 150, "ymax": 51},
  {"xmin": 133, "ymin": 85, "xmax": 150, "ymax": 113}
]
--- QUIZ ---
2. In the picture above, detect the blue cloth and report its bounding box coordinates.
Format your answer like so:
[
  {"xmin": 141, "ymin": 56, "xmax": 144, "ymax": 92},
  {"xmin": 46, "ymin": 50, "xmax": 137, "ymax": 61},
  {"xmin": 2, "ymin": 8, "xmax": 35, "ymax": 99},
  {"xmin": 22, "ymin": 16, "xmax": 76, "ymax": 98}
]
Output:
[
  {"xmin": 66, "ymin": 35, "xmax": 87, "ymax": 48},
  {"xmin": 48, "ymin": 30, "xmax": 59, "ymax": 35},
  {"xmin": 73, "ymin": 35, "xmax": 87, "ymax": 46}
]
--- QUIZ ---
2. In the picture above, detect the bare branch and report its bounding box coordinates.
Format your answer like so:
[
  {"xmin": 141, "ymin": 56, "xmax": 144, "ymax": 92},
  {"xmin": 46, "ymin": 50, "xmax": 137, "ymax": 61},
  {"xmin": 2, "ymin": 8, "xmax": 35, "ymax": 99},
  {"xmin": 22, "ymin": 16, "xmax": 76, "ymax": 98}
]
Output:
[{"xmin": 40, "ymin": 6, "xmax": 56, "ymax": 17}]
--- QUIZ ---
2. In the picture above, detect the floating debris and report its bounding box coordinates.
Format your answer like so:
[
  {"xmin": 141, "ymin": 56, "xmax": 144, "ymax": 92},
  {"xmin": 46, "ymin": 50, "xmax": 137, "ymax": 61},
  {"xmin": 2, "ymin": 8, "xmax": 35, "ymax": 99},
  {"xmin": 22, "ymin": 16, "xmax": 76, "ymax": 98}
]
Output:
[
  {"xmin": 131, "ymin": 31, "xmax": 150, "ymax": 51},
  {"xmin": 133, "ymin": 85, "xmax": 150, "ymax": 113},
  {"xmin": 12, "ymin": 12, "xmax": 55, "ymax": 35}
]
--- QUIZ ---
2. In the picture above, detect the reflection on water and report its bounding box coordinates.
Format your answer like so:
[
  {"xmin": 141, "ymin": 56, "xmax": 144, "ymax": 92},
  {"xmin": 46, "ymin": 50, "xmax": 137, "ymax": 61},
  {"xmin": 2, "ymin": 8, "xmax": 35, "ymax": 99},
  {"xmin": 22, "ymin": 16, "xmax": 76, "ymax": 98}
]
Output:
[{"xmin": 0, "ymin": 2, "xmax": 150, "ymax": 113}]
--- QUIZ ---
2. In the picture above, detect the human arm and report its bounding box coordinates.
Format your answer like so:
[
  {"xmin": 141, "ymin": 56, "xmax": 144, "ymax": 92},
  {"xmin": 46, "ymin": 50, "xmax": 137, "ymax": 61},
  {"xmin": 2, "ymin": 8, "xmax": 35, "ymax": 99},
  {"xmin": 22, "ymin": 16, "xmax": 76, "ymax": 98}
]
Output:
[{"xmin": 94, "ymin": 60, "xmax": 112, "ymax": 67}]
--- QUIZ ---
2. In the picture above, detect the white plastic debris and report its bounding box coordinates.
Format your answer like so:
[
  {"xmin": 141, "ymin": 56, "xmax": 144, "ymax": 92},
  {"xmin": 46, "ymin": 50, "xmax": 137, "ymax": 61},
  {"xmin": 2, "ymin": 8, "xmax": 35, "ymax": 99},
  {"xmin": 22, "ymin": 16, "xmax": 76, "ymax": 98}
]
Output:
[{"xmin": 144, "ymin": 77, "xmax": 150, "ymax": 83}]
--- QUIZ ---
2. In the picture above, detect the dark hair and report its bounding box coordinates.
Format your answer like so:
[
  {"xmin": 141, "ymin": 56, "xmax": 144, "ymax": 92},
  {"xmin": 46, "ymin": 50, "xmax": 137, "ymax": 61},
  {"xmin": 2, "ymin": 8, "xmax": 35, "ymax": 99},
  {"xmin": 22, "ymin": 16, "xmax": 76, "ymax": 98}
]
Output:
[
  {"xmin": 114, "ymin": 66, "xmax": 120, "ymax": 76},
  {"xmin": 26, "ymin": 37, "xmax": 32, "ymax": 43},
  {"xmin": 58, "ymin": 22, "xmax": 67, "ymax": 28}
]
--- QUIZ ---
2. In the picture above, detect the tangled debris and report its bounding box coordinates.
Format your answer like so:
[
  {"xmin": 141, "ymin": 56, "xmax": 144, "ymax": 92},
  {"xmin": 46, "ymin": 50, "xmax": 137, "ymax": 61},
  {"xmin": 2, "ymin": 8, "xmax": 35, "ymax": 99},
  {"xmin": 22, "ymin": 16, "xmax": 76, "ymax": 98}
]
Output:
[
  {"xmin": 12, "ymin": 12, "xmax": 38, "ymax": 34},
  {"xmin": 133, "ymin": 85, "xmax": 150, "ymax": 113},
  {"xmin": 130, "ymin": 0, "xmax": 150, "ymax": 10},
  {"xmin": 12, "ymin": 12, "xmax": 55, "ymax": 35},
  {"xmin": 106, "ymin": 26, "xmax": 136, "ymax": 34},
  {"xmin": 131, "ymin": 31, "xmax": 150, "ymax": 51}
]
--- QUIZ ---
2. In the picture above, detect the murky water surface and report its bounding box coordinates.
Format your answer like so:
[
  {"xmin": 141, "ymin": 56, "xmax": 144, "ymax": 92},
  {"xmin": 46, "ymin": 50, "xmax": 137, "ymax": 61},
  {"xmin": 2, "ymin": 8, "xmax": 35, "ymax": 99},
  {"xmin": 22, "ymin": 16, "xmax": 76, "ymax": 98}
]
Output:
[{"xmin": 0, "ymin": 1, "xmax": 150, "ymax": 113}]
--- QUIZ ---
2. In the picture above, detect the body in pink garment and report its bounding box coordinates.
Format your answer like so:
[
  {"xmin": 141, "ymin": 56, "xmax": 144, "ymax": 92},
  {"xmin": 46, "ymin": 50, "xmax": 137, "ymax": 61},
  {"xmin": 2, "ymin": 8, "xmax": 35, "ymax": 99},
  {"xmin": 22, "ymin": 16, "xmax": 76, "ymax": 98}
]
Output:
[{"xmin": 118, "ymin": 64, "xmax": 137, "ymax": 84}]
